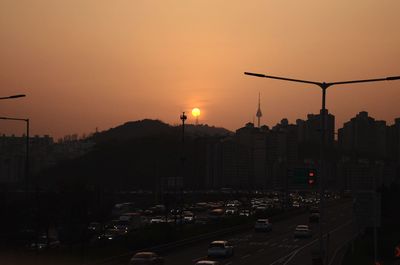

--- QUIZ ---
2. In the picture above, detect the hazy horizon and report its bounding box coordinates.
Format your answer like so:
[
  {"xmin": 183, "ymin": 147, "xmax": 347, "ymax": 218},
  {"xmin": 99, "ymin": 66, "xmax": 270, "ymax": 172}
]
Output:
[{"xmin": 1, "ymin": 0, "xmax": 399, "ymax": 138}]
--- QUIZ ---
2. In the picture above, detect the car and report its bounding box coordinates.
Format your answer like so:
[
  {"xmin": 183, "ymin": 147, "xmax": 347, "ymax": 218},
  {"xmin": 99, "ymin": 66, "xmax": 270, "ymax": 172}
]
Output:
[
  {"xmin": 292, "ymin": 201, "xmax": 300, "ymax": 208},
  {"xmin": 309, "ymin": 207, "xmax": 320, "ymax": 223},
  {"xmin": 97, "ymin": 228, "xmax": 125, "ymax": 241},
  {"xmin": 208, "ymin": 209, "xmax": 225, "ymax": 221},
  {"xmin": 294, "ymin": 225, "xmax": 312, "ymax": 238},
  {"xmin": 130, "ymin": 252, "xmax": 164, "ymax": 265},
  {"xmin": 309, "ymin": 212, "xmax": 320, "ymax": 223},
  {"xmin": 239, "ymin": 209, "xmax": 251, "ymax": 217},
  {"xmin": 195, "ymin": 260, "xmax": 221, "ymax": 265},
  {"xmin": 183, "ymin": 211, "xmax": 195, "ymax": 224},
  {"xmin": 195, "ymin": 216, "xmax": 209, "ymax": 225},
  {"xmin": 254, "ymin": 219, "xmax": 272, "ymax": 232},
  {"xmin": 207, "ymin": 240, "xmax": 234, "ymax": 258},
  {"xmin": 225, "ymin": 207, "xmax": 238, "ymax": 215},
  {"xmin": 29, "ymin": 235, "xmax": 60, "ymax": 250},
  {"xmin": 150, "ymin": 216, "xmax": 166, "ymax": 224},
  {"xmin": 88, "ymin": 222, "xmax": 102, "ymax": 232}
]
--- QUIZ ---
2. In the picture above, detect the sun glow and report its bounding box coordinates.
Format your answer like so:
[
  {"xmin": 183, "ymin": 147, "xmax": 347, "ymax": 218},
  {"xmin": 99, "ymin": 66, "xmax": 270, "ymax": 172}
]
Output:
[{"xmin": 192, "ymin": 108, "xmax": 201, "ymax": 117}]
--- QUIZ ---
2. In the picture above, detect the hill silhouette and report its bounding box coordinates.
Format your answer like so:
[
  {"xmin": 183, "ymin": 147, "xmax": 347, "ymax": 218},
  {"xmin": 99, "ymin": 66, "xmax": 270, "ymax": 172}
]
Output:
[
  {"xmin": 92, "ymin": 119, "xmax": 232, "ymax": 143},
  {"xmin": 40, "ymin": 119, "xmax": 231, "ymax": 191}
]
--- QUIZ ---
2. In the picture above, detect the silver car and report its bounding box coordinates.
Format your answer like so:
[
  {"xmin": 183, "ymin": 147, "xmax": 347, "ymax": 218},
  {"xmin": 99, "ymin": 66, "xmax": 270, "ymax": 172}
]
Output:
[
  {"xmin": 294, "ymin": 225, "xmax": 312, "ymax": 238},
  {"xmin": 254, "ymin": 219, "xmax": 272, "ymax": 232},
  {"xmin": 207, "ymin": 240, "xmax": 234, "ymax": 258},
  {"xmin": 196, "ymin": 261, "xmax": 220, "ymax": 265}
]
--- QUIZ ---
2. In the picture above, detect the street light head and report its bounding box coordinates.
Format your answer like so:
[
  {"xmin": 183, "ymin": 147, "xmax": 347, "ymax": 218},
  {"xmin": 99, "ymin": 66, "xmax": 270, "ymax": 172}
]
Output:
[
  {"xmin": 386, "ymin": 76, "xmax": 400, "ymax": 81},
  {"xmin": 9, "ymin": 94, "xmax": 26, "ymax": 99},
  {"xmin": 244, "ymin": 72, "xmax": 266, "ymax": 78}
]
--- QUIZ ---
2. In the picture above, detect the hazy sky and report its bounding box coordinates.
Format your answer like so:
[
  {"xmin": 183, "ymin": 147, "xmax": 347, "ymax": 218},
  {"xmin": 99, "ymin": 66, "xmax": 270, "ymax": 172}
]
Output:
[{"xmin": 1, "ymin": 0, "xmax": 399, "ymax": 138}]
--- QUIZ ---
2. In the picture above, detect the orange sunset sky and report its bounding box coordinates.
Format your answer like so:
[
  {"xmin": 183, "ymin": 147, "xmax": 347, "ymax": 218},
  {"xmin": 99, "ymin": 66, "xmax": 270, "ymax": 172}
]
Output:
[{"xmin": 1, "ymin": 0, "xmax": 399, "ymax": 138}]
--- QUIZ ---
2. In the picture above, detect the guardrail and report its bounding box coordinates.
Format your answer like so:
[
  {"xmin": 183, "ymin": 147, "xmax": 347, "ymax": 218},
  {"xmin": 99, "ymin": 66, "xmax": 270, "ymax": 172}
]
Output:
[{"xmin": 89, "ymin": 199, "xmax": 349, "ymax": 265}]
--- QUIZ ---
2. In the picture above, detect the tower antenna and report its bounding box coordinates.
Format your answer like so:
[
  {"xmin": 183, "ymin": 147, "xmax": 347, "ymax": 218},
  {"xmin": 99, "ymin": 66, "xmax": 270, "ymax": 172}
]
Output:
[{"xmin": 256, "ymin": 92, "xmax": 262, "ymax": 128}]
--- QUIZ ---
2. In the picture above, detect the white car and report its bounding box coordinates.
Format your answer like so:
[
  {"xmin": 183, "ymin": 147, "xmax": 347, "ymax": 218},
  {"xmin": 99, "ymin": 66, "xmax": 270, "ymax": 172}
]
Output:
[
  {"xmin": 150, "ymin": 217, "xmax": 166, "ymax": 224},
  {"xmin": 254, "ymin": 219, "xmax": 272, "ymax": 232},
  {"xmin": 207, "ymin": 240, "xmax": 234, "ymax": 258},
  {"xmin": 225, "ymin": 208, "xmax": 237, "ymax": 215},
  {"xmin": 294, "ymin": 225, "xmax": 312, "ymax": 238},
  {"xmin": 195, "ymin": 261, "xmax": 220, "ymax": 265},
  {"xmin": 183, "ymin": 211, "xmax": 195, "ymax": 224}
]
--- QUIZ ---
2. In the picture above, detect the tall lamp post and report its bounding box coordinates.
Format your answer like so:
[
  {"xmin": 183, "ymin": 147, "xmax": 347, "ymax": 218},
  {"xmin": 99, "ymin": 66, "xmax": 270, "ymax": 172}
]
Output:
[
  {"xmin": 179, "ymin": 112, "xmax": 187, "ymax": 224},
  {"xmin": 0, "ymin": 117, "xmax": 30, "ymax": 191},
  {"xmin": 244, "ymin": 71, "xmax": 400, "ymax": 263}
]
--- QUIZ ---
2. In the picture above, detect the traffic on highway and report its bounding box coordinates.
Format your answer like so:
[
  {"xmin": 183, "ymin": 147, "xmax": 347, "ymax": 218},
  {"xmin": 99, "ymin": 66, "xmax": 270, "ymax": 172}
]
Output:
[{"xmin": 81, "ymin": 191, "xmax": 350, "ymax": 265}]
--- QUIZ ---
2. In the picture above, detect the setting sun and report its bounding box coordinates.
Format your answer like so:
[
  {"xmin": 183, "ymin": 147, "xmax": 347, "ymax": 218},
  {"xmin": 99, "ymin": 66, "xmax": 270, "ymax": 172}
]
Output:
[{"xmin": 192, "ymin": 108, "xmax": 201, "ymax": 117}]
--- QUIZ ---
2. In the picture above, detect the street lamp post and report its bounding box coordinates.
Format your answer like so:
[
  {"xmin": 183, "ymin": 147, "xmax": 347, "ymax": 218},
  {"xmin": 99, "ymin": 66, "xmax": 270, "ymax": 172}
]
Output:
[
  {"xmin": 244, "ymin": 71, "xmax": 400, "ymax": 263},
  {"xmin": 178, "ymin": 112, "xmax": 187, "ymax": 225},
  {"xmin": 0, "ymin": 117, "xmax": 30, "ymax": 191}
]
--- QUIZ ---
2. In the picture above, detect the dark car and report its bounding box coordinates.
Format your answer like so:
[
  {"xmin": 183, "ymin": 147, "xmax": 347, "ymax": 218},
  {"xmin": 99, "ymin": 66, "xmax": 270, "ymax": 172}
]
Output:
[
  {"xmin": 29, "ymin": 235, "xmax": 60, "ymax": 250},
  {"xmin": 309, "ymin": 207, "xmax": 320, "ymax": 223},
  {"xmin": 309, "ymin": 212, "xmax": 320, "ymax": 223},
  {"xmin": 130, "ymin": 252, "xmax": 164, "ymax": 265}
]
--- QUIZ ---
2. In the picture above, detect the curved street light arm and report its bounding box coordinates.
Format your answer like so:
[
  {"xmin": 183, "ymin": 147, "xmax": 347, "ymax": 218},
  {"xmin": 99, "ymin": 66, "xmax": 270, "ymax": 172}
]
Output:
[
  {"xmin": 244, "ymin": 72, "xmax": 321, "ymax": 86},
  {"xmin": 328, "ymin": 76, "xmax": 400, "ymax": 86},
  {"xmin": 0, "ymin": 94, "xmax": 26, "ymax": 100},
  {"xmin": 0, "ymin": 116, "xmax": 29, "ymax": 122}
]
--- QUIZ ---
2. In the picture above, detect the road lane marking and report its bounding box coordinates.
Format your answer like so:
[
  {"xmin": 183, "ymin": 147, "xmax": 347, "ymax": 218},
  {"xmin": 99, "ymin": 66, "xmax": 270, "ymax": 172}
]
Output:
[
  {"xmin": 271, "ymin": 250, "xmax": 298, "ymax": 265},
  {"xmin": 269, "ymin": 220, "xmax": 353, "ymax": 265},
  {"xmin": 258, "ymin": 248, "xmax": 265, "ymax": 252},
  {"xmin": 328, "ymin": 233, "xmax": 358, "ymax": 265},
  {"xmin": 283, "ymin": 250, "xmax": 300, "ymax": 265},
  {"xmin": 241, "ymin": 254, "xmax": 251, "ymax": 259},
  {"xmin": 293, "ymin": 239, "xmax": 299, "ymax": 242}
]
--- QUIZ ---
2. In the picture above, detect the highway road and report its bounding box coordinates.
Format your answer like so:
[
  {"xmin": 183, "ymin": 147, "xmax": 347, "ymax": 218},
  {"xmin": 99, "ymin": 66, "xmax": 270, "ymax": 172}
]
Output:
[{"xmin": 163, "ymin": 201, "xmax": 356, "ymax": 265}]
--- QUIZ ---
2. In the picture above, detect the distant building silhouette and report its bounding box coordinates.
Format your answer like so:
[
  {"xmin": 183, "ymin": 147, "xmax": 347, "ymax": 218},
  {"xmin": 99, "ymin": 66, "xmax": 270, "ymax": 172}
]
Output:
[
  {"xmin": 388, "ymin": 118, "xmax": 400, "ymax": 165},
  {"xmin": 18, "ymin": 115, "xmax": 399, "ymax": 193},
  {"xmin": 296, "ymin": 109, "xmax": 335, "ymax": 146},
  {"xmin": 338, "ymin": 111, "xmax": 387, "ymax": 157},
  {"xmin": 0, "ymin": 134, "xmax": 93, "ymax": 184},
  {"xmin": 337, "ymin": 112, "xmax": 400, "ymax": 191}
]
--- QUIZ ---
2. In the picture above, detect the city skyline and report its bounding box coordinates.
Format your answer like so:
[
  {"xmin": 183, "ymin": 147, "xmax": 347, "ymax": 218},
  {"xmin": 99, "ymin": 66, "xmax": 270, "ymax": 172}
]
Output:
[
  {"xmin": 0, "ymin": 108, "xmax": 398, "ymax": 140},
  {"xmin": 1, "ymin": 1, "xmax": 400, "ymax": 138}
]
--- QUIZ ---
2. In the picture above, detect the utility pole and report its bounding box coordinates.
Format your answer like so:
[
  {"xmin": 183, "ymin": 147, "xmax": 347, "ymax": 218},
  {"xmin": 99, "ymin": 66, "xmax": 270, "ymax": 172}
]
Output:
[{"xmin": 179, "ymin": 112, "xmax": 187, "ymax": 225}]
